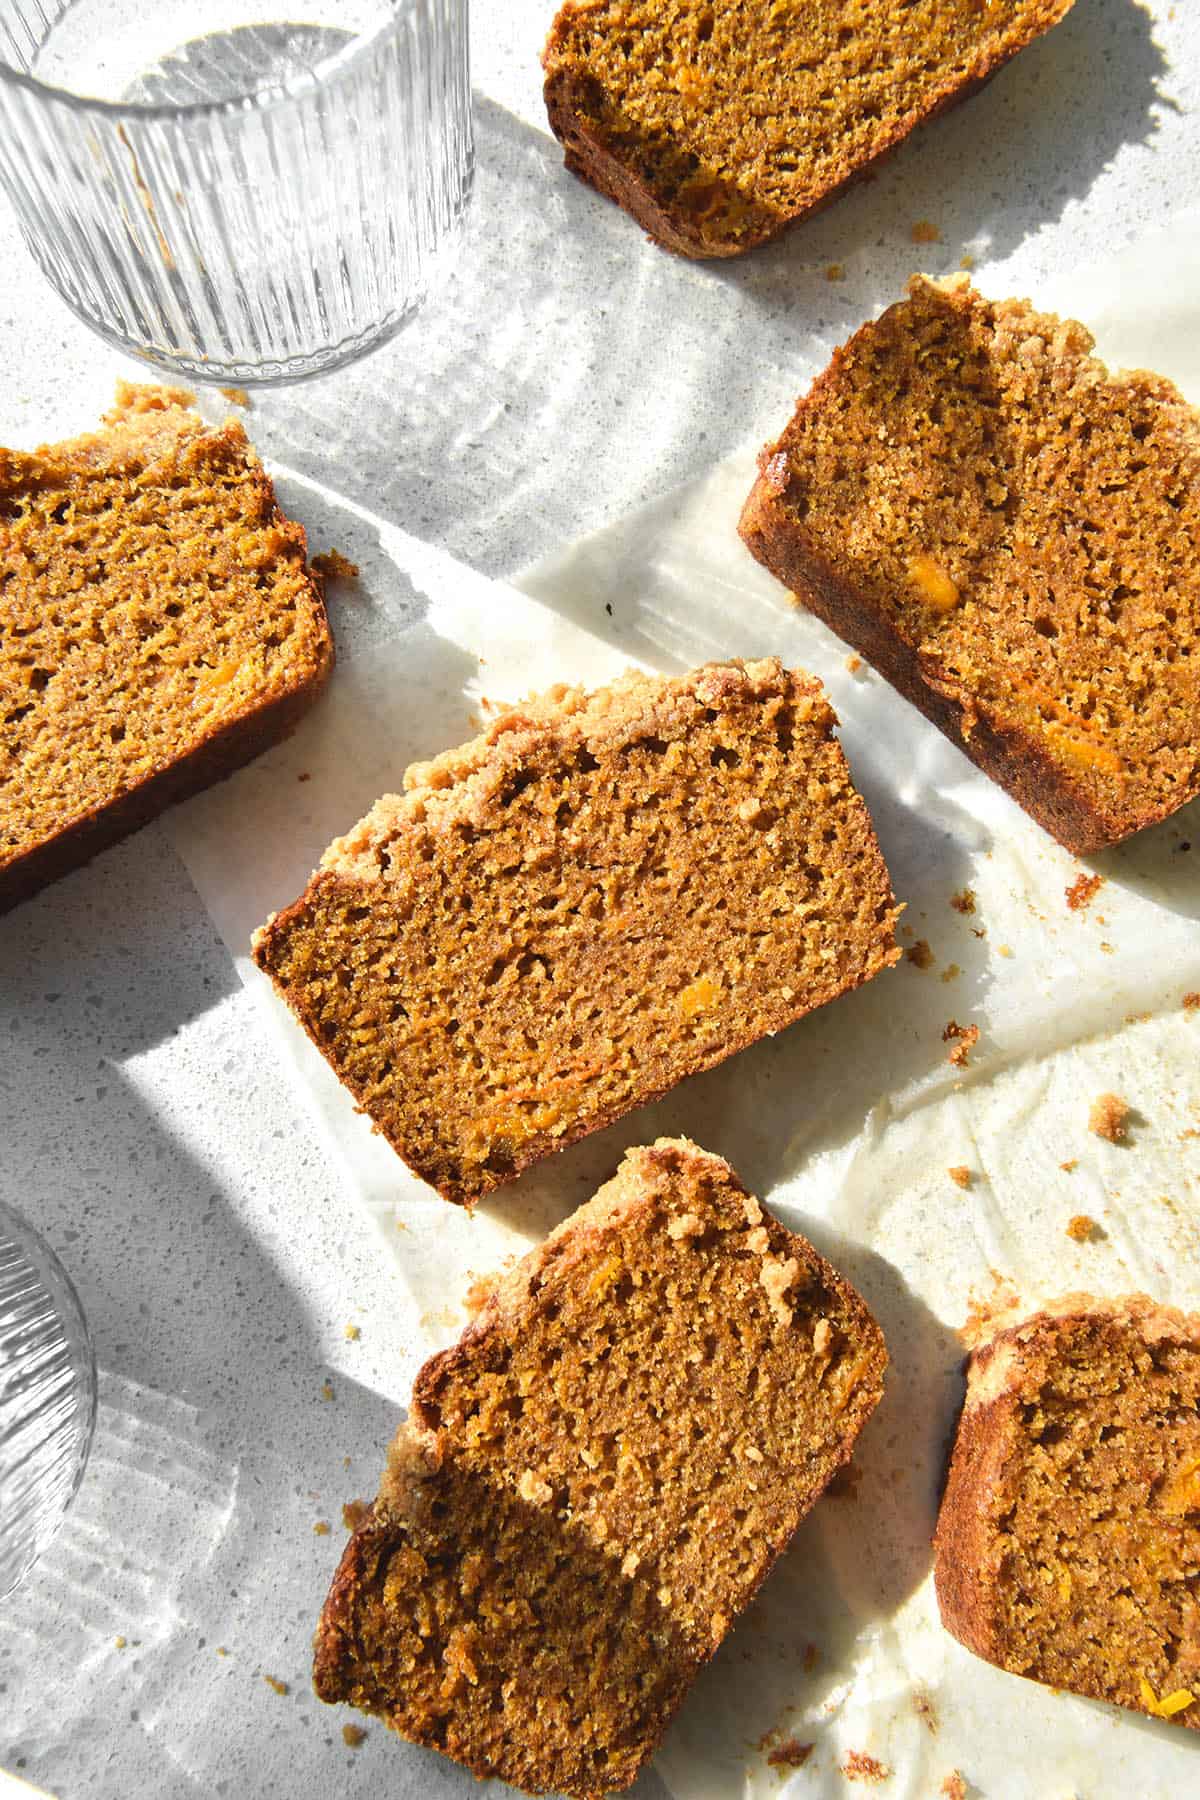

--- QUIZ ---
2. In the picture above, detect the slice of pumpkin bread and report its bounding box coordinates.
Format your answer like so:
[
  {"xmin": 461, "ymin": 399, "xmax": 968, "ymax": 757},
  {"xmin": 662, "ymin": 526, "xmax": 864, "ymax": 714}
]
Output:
[
  {"xmin": 543, "ymin": 0, "xmax": 1073, "ymax": 259},
  {"xmin": 0, "ymin": 383, "xmax": 333, "ymax": 912},
  {"xmin": 935, "ymin": 1295, "xmax": 1200, "ymax": 1729},
  {"xmin": 314, "ymin": 1138, "xmax": 888, "ymax": 1796},
  {"xmin": 739, "ymin": 276, "xmax": 1200, "ymax": 854},
  {"xmin": 252, "ymin": 659, "xmax": 899, "ymax": 1208}
]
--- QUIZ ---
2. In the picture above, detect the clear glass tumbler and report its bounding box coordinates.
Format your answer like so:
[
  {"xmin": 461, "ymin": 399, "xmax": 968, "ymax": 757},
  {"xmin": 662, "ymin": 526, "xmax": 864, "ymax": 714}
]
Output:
[
  {"xmin": 0, "ymin": 1200, "xmax": 96, "ymax": 1600},
  {"xmin": 0, "ymin": 1, "xmax": 473, "ymax": 384}
]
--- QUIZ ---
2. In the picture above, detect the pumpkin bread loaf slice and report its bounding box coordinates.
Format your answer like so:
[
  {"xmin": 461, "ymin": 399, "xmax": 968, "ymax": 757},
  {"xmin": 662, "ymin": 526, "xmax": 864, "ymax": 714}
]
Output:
[
  {"xmin": 314, "ymin": 1138, "xmax": 888, "ymax": 1796},
  {"xmin": 0, "ymin": 384, "xmax": 333, "ymax": 912},
  {"xmin": 740, "ymin": 276, "xmax": 1200, "ymax": 853},
  {"xmin": 252, "ymin": 658, "xmax": 899, "ymax": 1208},
  {"xmin": 935, "ymin": 1295, "xmax": 1200, "ymax": 1729},
  {"xmin": 542, "ymin": 1, "xmax": 1073, "ymax": 259}
]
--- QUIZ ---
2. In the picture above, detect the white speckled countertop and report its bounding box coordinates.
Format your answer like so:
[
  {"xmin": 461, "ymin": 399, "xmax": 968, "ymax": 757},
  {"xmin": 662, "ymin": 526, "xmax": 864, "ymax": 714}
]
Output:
[{"xmin": 1, "ymin": 4, "xmax": 1198, "ymax": 1797}]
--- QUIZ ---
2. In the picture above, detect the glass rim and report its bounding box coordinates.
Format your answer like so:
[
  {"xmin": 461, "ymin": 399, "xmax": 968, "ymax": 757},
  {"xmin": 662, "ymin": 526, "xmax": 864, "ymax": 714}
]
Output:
[{"xmin": 0, "ymin": 0, "xmax": 421, "ymax": 122}]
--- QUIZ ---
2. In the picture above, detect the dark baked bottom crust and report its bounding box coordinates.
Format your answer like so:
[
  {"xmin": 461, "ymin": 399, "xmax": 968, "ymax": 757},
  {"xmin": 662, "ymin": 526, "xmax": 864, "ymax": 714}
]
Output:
[
  {"xmin": 738, "ymin": 482, "xmax": 1144, "ymax": 856},
  {"xmin": 543, "ymin": 35, "xmax": 1034, "ymax": 261},
  {"xmin": 0, "ymin": 661, "xmax": 331, "ymax": 914}
]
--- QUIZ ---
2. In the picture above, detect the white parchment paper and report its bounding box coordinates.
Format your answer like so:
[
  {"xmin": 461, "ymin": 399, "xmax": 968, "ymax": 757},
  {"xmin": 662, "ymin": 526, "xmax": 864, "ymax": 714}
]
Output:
[{"xmin": 165, "ymin": 217, "xmax": 1200, "ymax": 1799}]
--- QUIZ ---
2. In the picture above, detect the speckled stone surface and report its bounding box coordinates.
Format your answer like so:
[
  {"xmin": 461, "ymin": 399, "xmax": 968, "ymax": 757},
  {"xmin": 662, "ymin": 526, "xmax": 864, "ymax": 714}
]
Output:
[{"xmin": 0, "ymin": 3, "xmax": 1197, "ymax": 1796}]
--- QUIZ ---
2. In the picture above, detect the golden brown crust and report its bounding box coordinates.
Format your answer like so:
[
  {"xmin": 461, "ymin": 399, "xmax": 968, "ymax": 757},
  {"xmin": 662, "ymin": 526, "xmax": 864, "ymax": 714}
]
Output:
[
  {"xmin": 542, "ymin": 2, "xmax": 1074, "ymax": 260},
  {"xmin": 313, "ymin": 1140, "xmax": 887, "ymax": 1796},
  {"xmin": 0, "ymin": 386, "xmax": 333, "ymax": 912},
  {"xmin": 935, "ymin": 1296, "xmax": 1200, "ymax": 1727}
]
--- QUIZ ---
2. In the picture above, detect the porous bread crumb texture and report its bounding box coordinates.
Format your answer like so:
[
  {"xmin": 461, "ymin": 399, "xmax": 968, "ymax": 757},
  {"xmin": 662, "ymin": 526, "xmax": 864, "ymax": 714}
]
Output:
[
  {"xmin": 740, "ymin": 277, "xmax": 1200, "ymax": 854},
  {"xmin": 313, "ymin": 1140, "xmax": 887, "ymax": 1799},
  {"xmin": 1065, "ymin": 871, "xmax": 1103, "ymax": 911},
  {"xmin": 542, "ymin": 1, "xmax": 1072, "ymax": 258},
  {"xmin": 1065, "ymin": 1213, "xmax": 1099, "ymax": 1243},
  {"xmin": 253, "ymin": 659, "xmax": 899, "ymax": 1208},
  {"xmin": 935, "ymin": 1297, "xmax": 1200, "ymax": 1729},
  {"xmin": 1090, "ymin": 1092, "xmax": 1130, "ymax": 1143},
  {"xmin": 0, "ymin": 384, "xmax": 332, "ymax": 911},
  {"xmin": 842, "ymin": 1748, "xmax": 891, "ymax": 1782}
]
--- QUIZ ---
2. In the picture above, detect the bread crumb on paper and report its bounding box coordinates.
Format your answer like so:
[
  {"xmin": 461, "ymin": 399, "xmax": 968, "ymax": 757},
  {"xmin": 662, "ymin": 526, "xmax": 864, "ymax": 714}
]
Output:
[
  {"xmin": 344, "ymin": 1322, "xmax": 361, "ymax": 1341},
  {"xmin": 997, "ymin": 943, "xmax": 1013, "ymax": 958},
  {"xmin": 906, "ymin": 938, "xmax": 934, "ymax": 970},
  {"xmin": 1065, "ymin": 1214, "xmax": 1102, "ymax": 1243},
  {"xmin": 941, "ymin": 1776, "xmax": 967, "ymax": 1800},
  {"xmin": 114, "ymin": 1635, "xmax": 127, "ymax": 1650},
  {"xmin": 948, "ymin": 1165, "xmax": 972, "ymax": 1189},
  {"xmin": 943, "ymin": 1020, "xmax": 979, "ymax": 1067},
  {"xmin": 220, "ymin": 386, "xmax": 251, "ymax": 407},
  {"xmin": 263, "ymin": 1675, "xmax": 289, "ymax": 1696},
  {"xmin": 845, "ymin": 652, "xmax": 862, "ymax": 672},
  {"xmin": 843, "ymin": 1748, "xmax": 891, "ymax": 1782},
  {"xmin": 913, "ymin": 1687, "xmax": 938, "ymax": 1732},
  {"xmin": 311, "ymin": 548, "xmax": 359, "ymax": 581},
  {"xmin": 767, "ymin": 1737, "xmax": 814, "ymax": 1769},
  {"xmin": 826, "ymin": 262, "xmax": 845, "ymax": 282},
  {"xmin": 1065, "ymin": 872, "xmax": 1103, "ymax": 911},
  {"xmin": 313, "ymin": 1520, "xmax": 331, "ymax": 1535},
  {"xmin": 343, "ymin": 1498, "xmax": 370, "ymax": 1531},
  {"xmin": 216, "ymin": 1646, "xmax": 230, "ymax": 1658},
  {"xmin": 342, "ymin": 1723, "xmax": 368, "ymax": 1748},
  {"xmin": 1089, "ymin": 1093, "xmax": 1130, "ymax": 1143},
  {"xmin": 911, "ymin": 219, "xmax": 940, "ymax": 243},
  {"xmin": 940, "ymin": 962, "xmax": 961, "ymax": 983},
  {"xmin": 321, "ymin": 1378, "xmax": 335, "ymax": 1402},
  {"xmin": 1059, "ymin": 1158, "xmax": 1078, "ymax": 1173},
  {"xmin": 949, "ymin": 887, "xmax": 975, "ymax": 914},
  {"xmin": 1184, "ymin": 992, "xmax": 1200, "ymax": 1013}
]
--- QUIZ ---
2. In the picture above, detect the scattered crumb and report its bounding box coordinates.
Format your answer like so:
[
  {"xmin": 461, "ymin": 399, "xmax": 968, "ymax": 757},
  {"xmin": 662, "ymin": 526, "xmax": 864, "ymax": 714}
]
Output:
[
  {"xmin": 845, "ymin": 652, "xmax": 862, "ymax": 673},
  {"xmin": 394, "ymin": 1217, "xmax": 408, "ymax": 1233},
  {"xmin": 948, "ymin": 1165, "xmax": 972, "ymax": 1189},
  {"xmin": 906, "ymin": 938, "xmax": 935, "ymax": 970},
  {"xmin": 843, "ymin": 1749, "xmax": 891, "ymax": 1782},
  {"xmin": 114, "ymin": 1635, "xmax": 127, "ymax": 1650},
  {"xmin": 911, "ymin": 219, "xmax": 940, "ymax": 243},
  {"xmin": 311, "ymin": 548, "xmax": 359, "ymax": 581},
  {"xmin": 344, "ymin": 1323, "xmax": 361, "ymax": 1341},
  {"xmin": 321, "ymin": 1379, "xmax": 335, "ymax": 1401},
  {"xmin": 1065, "ymin": 872, "xmax": 1103, "ymax": 911},
  {"xmin": 263, "ymin": 1675, "xmax": 289, "ymax": 1696},
  {"xmin": 343, "ymin": 1454, "xmax": 353, "ymax": 1468},
  {"xmin": 343, "ymin": 1498, "xmax": 370, "ymax": 1531},
  {"xmin": 1089, "ymin": 1092, "xmax": 1130, "ymax": 1143},
  {"xmin": 1066, "ymin": 1214, "xmax": 1103, "ymax": 1243},
  {"xmin": 1059, "ymin": 1158, "xmax": 1078, "ymax": 1173},
  {"xmin": 768, "ymin": 1738, "xmax": 814, "ymax": 1770},
  {"xmin": 313, "ymin": 1520, "xmax": 331, "ymax": 1536},
  {"xmin": 913, "ymin": 1688, "xmax": 938, "ymax": 1733},
  {"xmin": 1100, "ymin": 941, "xmax": 1114, "ymax": 954},
  {"xmin": 900, "ymin": 923, "xmax": 914, "ymax": 939},
  {"xmin": 216, "ymin": 1646, "xmax": 229, "ymax": 1657},
  {"xmin": 825, "ymin": 262, "xmax": 845, "ymax": 282},
  {"xmin": 997, "ymin": 943, "xmax": 1013, "ymax": 958},
  {"xmin": 942, "ymin": 1776, "xmax": 967, "ymax": 1800},
  {"xmin": 949, "ymin": 887, "xmax": 976, "ymax": 915},
  {"xmin": 940, "ymin": 962, "xmax": 961, "ymax": 984},
  {"xmin": 1184, "ymin": 993, "xmax": 1200, "ymax": 1013},
  {"xmin": 803, "ymin": 1641, "xmax": 821, "ymax": 1673},
  {"xmin": 943, "ymin": 1020, "xmax": 980, "ymax": 1067},
  {"xmin": 959, "ymin": 252, "xmax": 975, "ymax": 271},
  {"xmin": 961, "ymin": 1271, "xmax": 1022, "ymax": 1348},
  {"xmin": 297, "ymin": 771, "xmax": 311, "ymax": 783},
  {"xmin": 342, "ymin": 1723, "xmax": 368, "ymax": 1748},
  {"xmin": 220, "ymin": 386, "xmax": 251, "ymax": 406}
]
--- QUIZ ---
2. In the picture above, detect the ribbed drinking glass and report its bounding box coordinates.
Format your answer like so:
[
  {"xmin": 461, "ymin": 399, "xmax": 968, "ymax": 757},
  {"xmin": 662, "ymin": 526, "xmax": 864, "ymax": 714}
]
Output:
[
  {"xmin": 0, "ymin": 0, "xmax": 473, "ymax": 384},
  {"xmin": 0, "ymin": 1200, "xmax": 96, "ymax": 1600}
]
